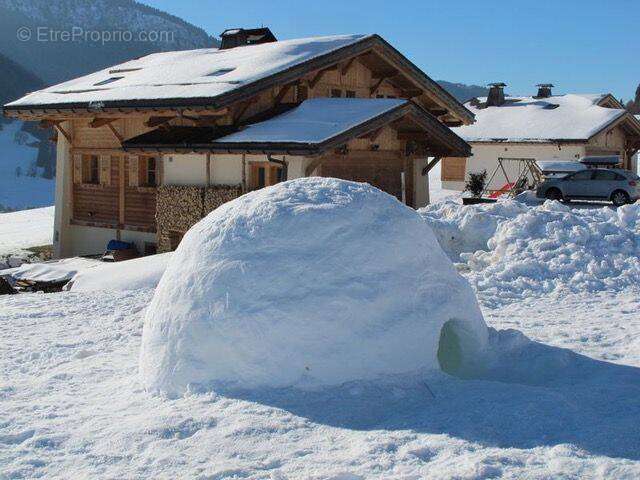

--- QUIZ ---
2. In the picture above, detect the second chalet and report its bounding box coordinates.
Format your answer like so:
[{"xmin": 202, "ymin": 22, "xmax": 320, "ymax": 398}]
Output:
[{"xmin": 4, "ymin": 28, "xmax": 474, "ymax": 257}]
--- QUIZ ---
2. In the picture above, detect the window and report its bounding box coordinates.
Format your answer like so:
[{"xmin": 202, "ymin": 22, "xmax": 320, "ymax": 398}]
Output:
[
  {"xmin": 386, "ymin": 95, "xmax": 397, "ymax": 99},
  {"xmin": 345, "ymin": 90, "xmax": 356, "ymax": 98},
  {"xmin": 93, "ymin": 76, "xmax": 124, "ymax": 86},
  {"xmin": 331, "ymin": 89, "xmax": 342, "ymax": 98},
  {"xmin": 257, "ymin": 166, "xmax": 266, "ymax": 189},
  {"xmin": 207, "ymin": 67, "xmax": 235, "ymax": 77},
  {"xmin": 376, "ymin": 94, "xmax": 384, "ymax": 99},
  {"xmin": 146, "ymin": 157, "xmax": 157, "ymax": 186},
  {"xmin": 593, "ymin": 170, "xmax": 617, "ymax": 181},
  {"xmin": 250, "ymin": 163, "xmax": 284, "ymax": 190},
  {"xmin": 82, "ymin": 155, "xmax": 100, "ymax": 184},
  {"xmin": 569, "ymin": 170, "xmax": 593, "ymax": 181}
]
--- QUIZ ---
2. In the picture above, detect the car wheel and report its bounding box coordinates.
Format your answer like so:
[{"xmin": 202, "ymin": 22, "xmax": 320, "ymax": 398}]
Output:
[
  {"xmin": 611, "ymin": 190, "xmax": 630, "ymax": 207},
  {"xmin": 545, "ymin": 188, "xmax": 563, "ymax": 201}
]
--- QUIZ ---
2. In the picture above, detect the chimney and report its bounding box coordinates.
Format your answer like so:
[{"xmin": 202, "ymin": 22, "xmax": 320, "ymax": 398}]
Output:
[
  {"xmin": 486, "ymin": 82, "xmax": 506, "ymax": 107},
  {"xmin": 535, "ymin": 83, "xmax": 554, "ymax": 98},
  {"xmin": 219, "ymin": 27, "xmax": 277, "ymax": 50}
]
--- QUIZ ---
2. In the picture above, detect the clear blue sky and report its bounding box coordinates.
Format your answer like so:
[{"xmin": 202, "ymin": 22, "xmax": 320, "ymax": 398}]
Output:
[{"xmin": 142, "ymin": 0, "xmax": 639, "ymax": 101}]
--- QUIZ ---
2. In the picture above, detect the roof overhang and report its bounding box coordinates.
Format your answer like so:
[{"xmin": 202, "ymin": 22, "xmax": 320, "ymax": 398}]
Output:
[
  {"xmin": 122, "ymin": 101, "xmax": 471, "ymax": 158},
  {"xmin": 3, "ymin": 35, "xmax": 474, "ymax": 125}
]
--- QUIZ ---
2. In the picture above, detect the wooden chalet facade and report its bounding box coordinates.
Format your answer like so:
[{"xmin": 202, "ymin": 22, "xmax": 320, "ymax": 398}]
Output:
[{"xmin": 4, "ymin": 29, "xmax": 473, "ymax": 257}]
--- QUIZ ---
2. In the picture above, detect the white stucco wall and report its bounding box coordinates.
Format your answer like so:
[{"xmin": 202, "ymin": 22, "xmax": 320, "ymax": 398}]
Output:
[
  {"xmin": 443, "ymin": 143, "xmax": 585, "ymax": 191},
  {"xmin": 162, "ymin": 154, "xmax": 208, "ymax": 185},
  {"xmin": 161, "ymin": 153, "xmax": 307, "ymax": 187},
  {"xmin": 67, "ymin": 225, "xmax": 156, "ymax": 257}
]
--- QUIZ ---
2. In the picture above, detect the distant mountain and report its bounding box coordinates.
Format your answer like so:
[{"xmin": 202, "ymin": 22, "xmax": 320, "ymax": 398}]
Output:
[
  {"xmin": 0, "ymin": 0, "xmax": 218, "ymax": 207},
  {"xmin": 437, "ymin": 81, "xmax": 489, "ymax": 103},
  {"xmin": 0, "ymin": 53, "xmax": 43, "ymax": 107},
  {"xmin": 0, "ymin": 0, "xmax": 217, "ymax": 85}
]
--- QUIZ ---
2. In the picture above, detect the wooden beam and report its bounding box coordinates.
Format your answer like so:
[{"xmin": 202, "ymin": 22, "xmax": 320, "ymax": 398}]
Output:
[
  {"xmin": 421, "ymin": 157, "xmax": 441, "ymax": 176},
  {"xmin": 341, "ymin": 57, "xmax": 357, "ymax": 76},
  {"xmin": 401, "ymin": 88, "xmax": 423, "ymax": 99},
  {"xmin": 369, "ymin": 77, "xmax": 386, "ymax": 96},
  {"xmin": 234, "ymin": 99, "xmax": 253, "ymax": 125},
  {"xmin": 360, "ymin": 127, "xmax": 385, "ymax": 143},
  {"xmin": 205, "ymin": 153, "xmax": 211, "ymax": 186},
  {"xmin": 444, "ymin": 120, "xmax": 463, "ymax": 127},
  {"xmin": 54, "ymin": 123, "xmax": 73, "ymax": 144},
  {"xmin": 119, "ymin": 157, "xmax": 125, "ymax": 226},
  {"xmin": 397, "ymin": 131, "xmax": 427, "ymax": 141},
  {"xmin": 428, "ymin": 108, "xmax": 448, "ymax": 117},
  {"xmin": 308, "ymin": 65, "xmax": 338, "ymax": 89},
  {"xmin": 89, "ymin": 118, "xmax": 118, "ymax": 128},
  {"xmin": 274, "ymin": 83, "xmax": 294, "ymax": 106},
  {"xmin": 145, "ymin": 116, "xmax": 175, "ymax": 128},
  {"xmin": 107, "ymin": 123, "xmax": 124, "ymax": 143}
]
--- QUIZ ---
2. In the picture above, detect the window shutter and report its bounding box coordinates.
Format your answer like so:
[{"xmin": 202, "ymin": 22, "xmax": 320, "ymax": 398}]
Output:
[
  {"xmin": 128, "ymin": 156, "xmax": 139, "ymax": 187},
  {"xmin": 73, "ymin": 154, "xmax": 83, "ymax": 184},
  {"xmin": 99, "ymin": 155, "xmax": 111, "ymax": 186},
  {"xmin": 158, "ymin": 157, "xmax": 164, "ymax": 185}
]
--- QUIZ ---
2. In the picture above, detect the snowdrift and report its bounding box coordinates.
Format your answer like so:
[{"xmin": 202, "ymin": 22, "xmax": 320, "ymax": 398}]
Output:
[
  {"xmin": 420, "ymin": 199, "xmax": 640, "ymax": 305},
  {"xmin": 140, "ymin": 178, "xmax": 487, "ymax": 394},
  {"xmin": 69, "ymin": 253, "xmax": 172, "ymax": 292}
]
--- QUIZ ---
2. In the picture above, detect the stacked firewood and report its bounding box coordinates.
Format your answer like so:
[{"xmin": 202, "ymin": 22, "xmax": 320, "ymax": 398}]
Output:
[{"xmin": 156, "ymin": 184, "xmax": 242, "ymax": 252}]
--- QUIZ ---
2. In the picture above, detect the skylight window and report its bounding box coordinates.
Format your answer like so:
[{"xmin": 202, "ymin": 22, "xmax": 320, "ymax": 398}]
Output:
[
  {"xmin": 543, "ymin": 103, "xmax": 560, "ymax": 110},
  {"xmin": 207, "ymin": 68, "xmax": 235, "ymax": 77},
  {"xmin": 94, "ymin": 77, "xmax": 124, "ymax": 86},
  {"xmin": 109, "ymin": 68, "xmax": 142, "ymax": 74}
]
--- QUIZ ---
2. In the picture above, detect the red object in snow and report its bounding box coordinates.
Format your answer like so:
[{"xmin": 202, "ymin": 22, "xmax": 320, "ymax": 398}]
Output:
[{"xmin": 489, "ymin": 183, "xmax": 515, "ymax": 198}]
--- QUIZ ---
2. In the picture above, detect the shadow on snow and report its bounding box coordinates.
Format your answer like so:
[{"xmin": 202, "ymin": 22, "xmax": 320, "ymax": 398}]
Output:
[{"xmin": 213, "ymin": 328, "xmax": 640, "ymax": 460}]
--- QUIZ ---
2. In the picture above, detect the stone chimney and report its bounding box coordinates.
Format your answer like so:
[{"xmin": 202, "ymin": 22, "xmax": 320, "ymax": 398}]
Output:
[
  {"xmin": 486, "ymin": 83, "xmax": 506, "ymax": 107},
  {"xmin": 535, "ymin": 83, "xmax": 554, "ymax": 98},
  {"xmin": 219, "ymin": 28, "xmax": 277, "ymax": 50}
]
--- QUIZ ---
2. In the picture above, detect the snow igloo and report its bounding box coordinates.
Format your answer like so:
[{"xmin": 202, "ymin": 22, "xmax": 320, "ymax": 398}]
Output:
[{"xmin": 140, "ymin": 178, "xmax": 488, "ymax": 394}]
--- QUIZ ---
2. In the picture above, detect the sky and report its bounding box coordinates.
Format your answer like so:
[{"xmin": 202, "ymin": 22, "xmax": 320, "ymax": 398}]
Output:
[{"xmin": 142, "ymin": 0, "xmax": 640, "ymax": 101}]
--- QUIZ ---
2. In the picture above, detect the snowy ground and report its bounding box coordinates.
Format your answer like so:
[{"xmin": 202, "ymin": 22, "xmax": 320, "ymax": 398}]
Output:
[
  {"xmin": 2, "ymin": 196, "xmax": 640, "ymax": 478},
  {"xmin": 0, "ymin": 206, "xmax": 54, "ymax": 258},
  {"xmin": 0, "ymin": 121, "xmax": 55, "ymax": 211},
  {"xmin": 428, "ymin": 162, "xmax": 461, "ymax": 204}
]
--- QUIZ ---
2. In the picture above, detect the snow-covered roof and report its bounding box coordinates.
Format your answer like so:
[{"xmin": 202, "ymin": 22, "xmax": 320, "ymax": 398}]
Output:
[
  {"xmin": 454, "ymin": 94, "xmax": 627, "ymax": 143},
  {"xmin": 123, "ymin": 97, "xmax": 472, "ymax": 157},
  {"xmin": 6, "ymin": 35, "xmax": 370, "ymax": 108},
  {"xmin": 214, "ymin": 98, "xmax": 405, "ymax": 144}
]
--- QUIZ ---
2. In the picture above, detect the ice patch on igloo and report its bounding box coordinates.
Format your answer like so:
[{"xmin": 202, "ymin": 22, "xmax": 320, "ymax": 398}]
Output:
[{"xmin": 139, "ymin": 178, "xmax": 487, "ymax": 394}]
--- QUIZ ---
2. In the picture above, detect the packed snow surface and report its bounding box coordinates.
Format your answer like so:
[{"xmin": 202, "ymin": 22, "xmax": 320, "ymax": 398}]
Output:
[
  {"xmin": 69, "ymin": 253, "xmax": 172, "ymax": 292},
  {"xmin": 453, "ymin": 94, "xmax": 627, "ymax": 142},
  {"xmin": 214, "ymin": 98, "xmax": 406, "ymax": 144},
  {"xmin": 420, "ymin": 198, "xmax": 640, "ymax": 306},
  {"xmin": 3, "ymin": 193, "xmax": 640, "ymax": 477},
  {"xmin": 140, "ymin": 178, "xmax": 488, "ymax": 393},
  {"xmin": 0, "ymin": 206, "xmax": 54, "ymax": 256},
  {"xmin": 8, "ymin": 257, "xmax": 101, "ymax": 283},
  {"xmin": 7, "ymin": 34, "xmax": 369, "ymax": 107}
]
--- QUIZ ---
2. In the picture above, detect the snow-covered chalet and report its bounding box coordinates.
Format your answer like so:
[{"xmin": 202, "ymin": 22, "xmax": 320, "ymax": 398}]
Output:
[
  {"xmin": 4, "ymin": 28, "xmax": 473, "ymax": 257},
  {"xmin": 441, "ymin": 83, "xmax": 640, "ymax": 191}
]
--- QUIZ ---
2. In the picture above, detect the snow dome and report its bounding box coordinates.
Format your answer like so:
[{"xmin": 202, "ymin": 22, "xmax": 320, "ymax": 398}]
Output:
[{"xmin": 139, "ymin": 178, "xmax": 487, "ymax": 394}]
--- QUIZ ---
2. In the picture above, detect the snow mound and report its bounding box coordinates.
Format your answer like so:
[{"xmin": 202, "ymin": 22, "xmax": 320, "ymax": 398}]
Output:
[
  {"xmin": 140, "ymin": 178, "xmax": 487, "ymax": 394},
  {"xmin": 420, "ymin": 199, "xmax": 640, "ymax": 306},
  {"xmin": 69, "ymin": 253, "xmax": 172, "ymax": 292}
]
